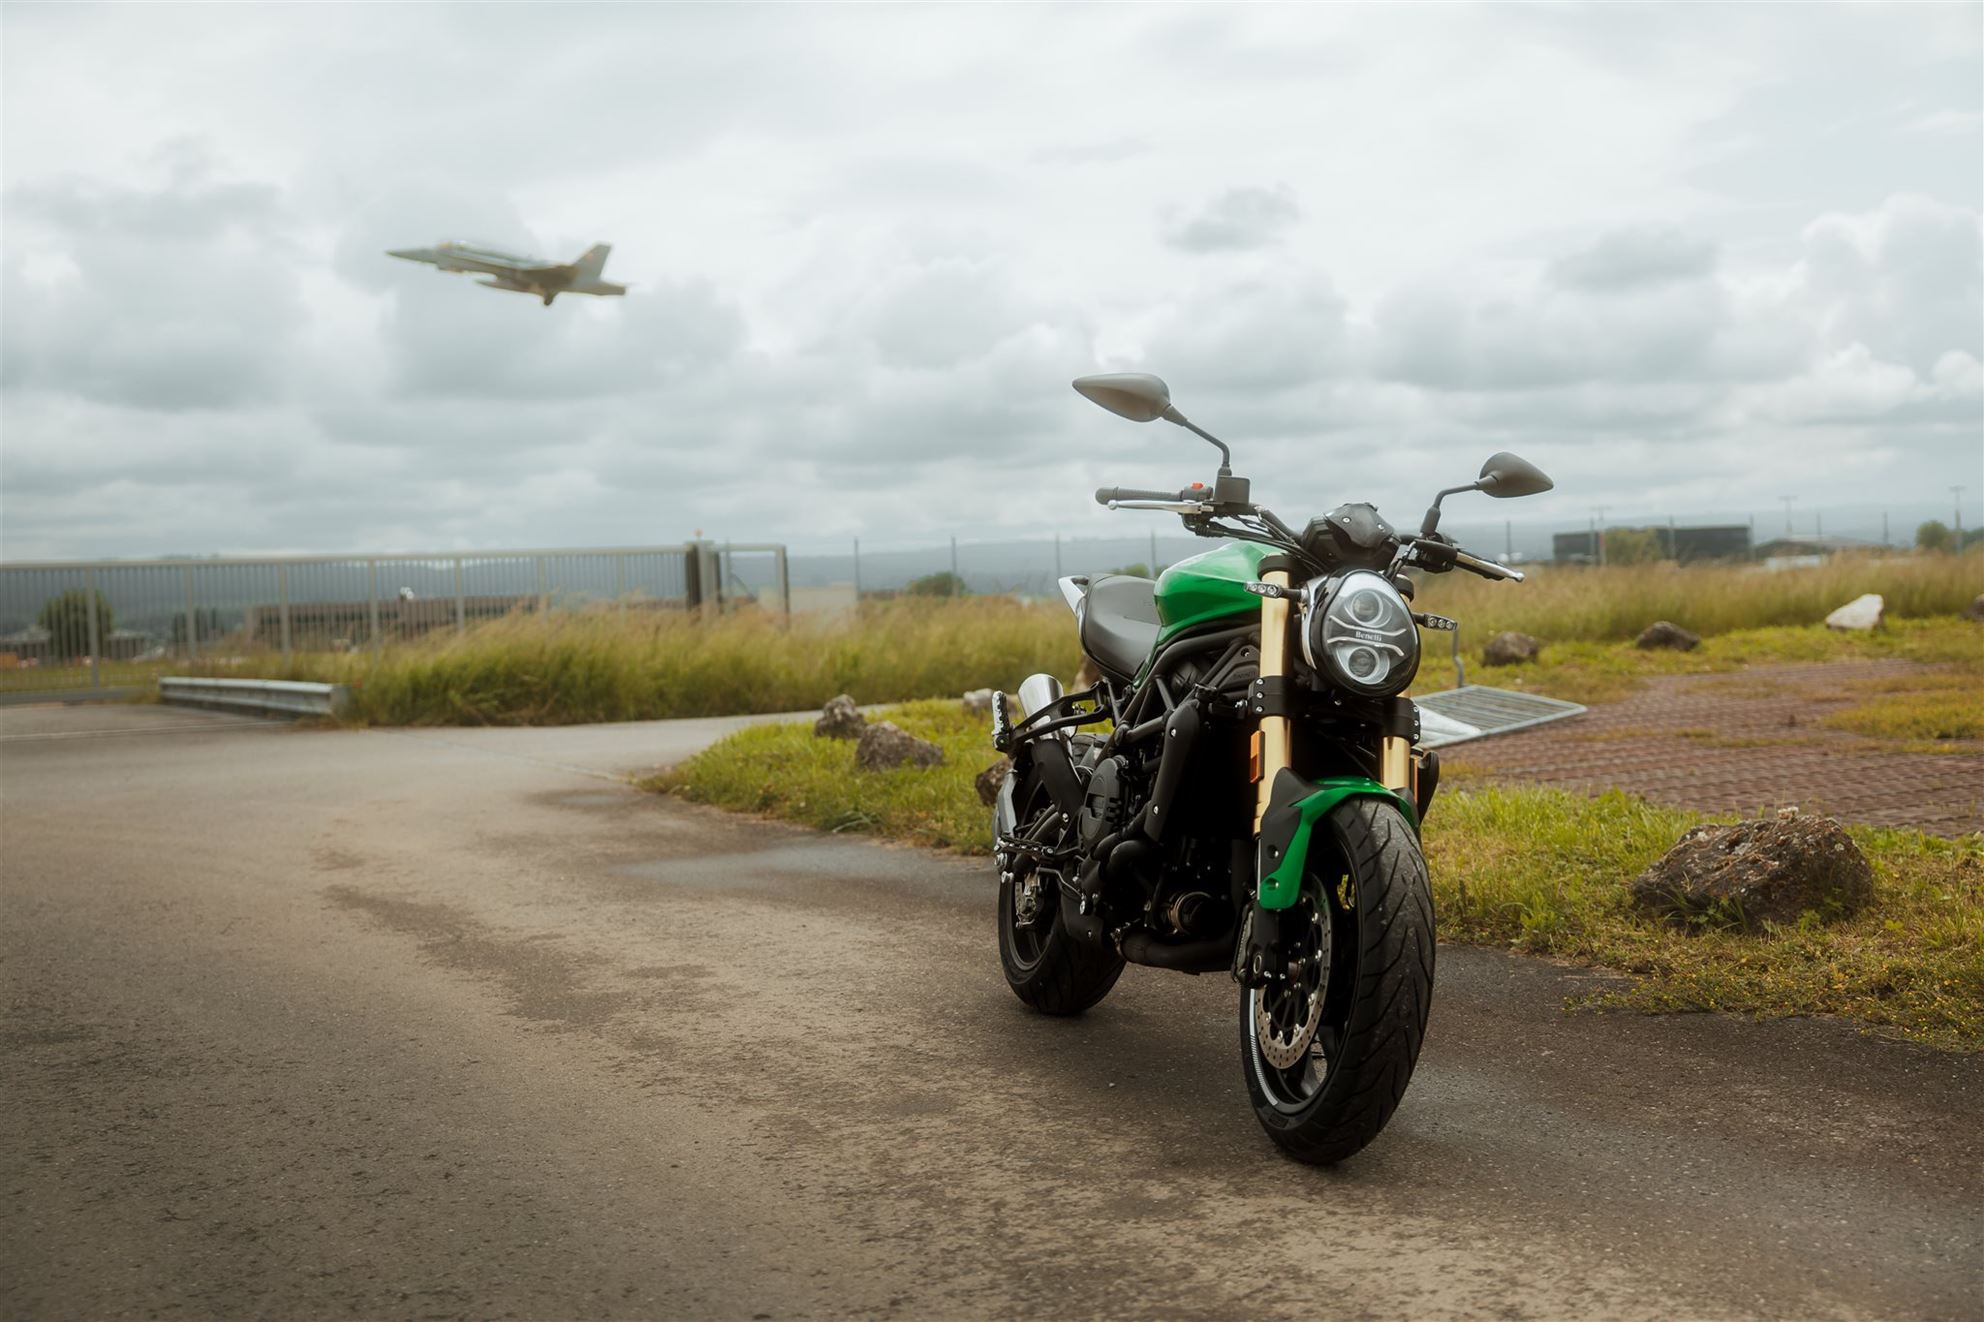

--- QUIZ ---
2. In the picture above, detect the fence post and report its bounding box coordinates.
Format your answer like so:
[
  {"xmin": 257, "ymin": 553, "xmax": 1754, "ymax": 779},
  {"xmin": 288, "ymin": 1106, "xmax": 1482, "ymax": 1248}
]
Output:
[
  {"xmin": 85, "ymin": 566, "xmax": 102, "ymax": 689},
  {"xmin": 454, "ymin": 557, "xmax": 466, "ymax": 636},
  {"xmin": 775, "ymin": 546, "xmax": 791, "ymax": 618},
  {"xmin": 367, "ymin": 559, "xmax": 381, "ymax": 658},
  {"xmin": 182, "ymin": 565, "xmax": 198, "ymax": 662},
  {"xmin": 703, "ymin": 542, "xmax": 720, "ymax": 619},
  {"xmin": 536, "ymin": 555, "xmax": 549, "ymax": 613},
  {"xmin": 278, "ymin": 563, "xmax": 292, "ymax": 657}
]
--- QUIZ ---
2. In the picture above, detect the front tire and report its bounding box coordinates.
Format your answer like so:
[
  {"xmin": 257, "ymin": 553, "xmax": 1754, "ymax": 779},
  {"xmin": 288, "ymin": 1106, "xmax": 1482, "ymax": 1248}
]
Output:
[{"xmin": 1239, "ymin": 796, "xmax": 1434, "ymax": 1164}]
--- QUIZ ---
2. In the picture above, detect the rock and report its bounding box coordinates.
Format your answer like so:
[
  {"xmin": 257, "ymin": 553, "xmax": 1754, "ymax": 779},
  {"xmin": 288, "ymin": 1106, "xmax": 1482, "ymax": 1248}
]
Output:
[
  {"xmin": 975, "ymin": 757, "xmax": 1012, "ymax": 806},
  {"xmin": 855, "ymin": 721, "xmax": 946, "ymax": 771},
  {"xmin": 1628, "ymin": 808, "xmax": 1874, "ymax": 929},
  {"xmin": 813, "ymin": 694, "xmax": 865, "ymax": 740},
  {"xmin": 1074, "ymin": 656, "xmax": 1102, "ymax": 692},
  {"xmin": 1482, "ymin": 631, "xmax": 1542, "ymax": 666},
  {"xmin": 962, "ymin": 688, "xmax": 996, "ymax": 714},
  {"xmin": 1635, "ymin": 620, "xmax": 1700, "ymax": 651},
  {"xmin": 1824, "ymin": 593, "xmax": 1884, "ymax": 631},
  {"xmin": 1962, "ymin": 593, "xmax": 1984, "ymax": 623}
]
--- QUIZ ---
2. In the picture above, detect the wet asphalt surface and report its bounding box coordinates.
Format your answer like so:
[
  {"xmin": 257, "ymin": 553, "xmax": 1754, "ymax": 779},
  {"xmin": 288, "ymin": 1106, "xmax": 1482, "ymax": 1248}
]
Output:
[{"xmin": 2, "ymin": 703, "xmax": 1979, "ymax": 1320}]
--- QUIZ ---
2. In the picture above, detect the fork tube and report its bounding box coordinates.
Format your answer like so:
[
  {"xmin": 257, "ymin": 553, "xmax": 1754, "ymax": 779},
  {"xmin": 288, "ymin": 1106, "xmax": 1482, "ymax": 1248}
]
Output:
[{"xmin": 1252, "ymin": 569, "xmax": 1293, "ymax": 833}]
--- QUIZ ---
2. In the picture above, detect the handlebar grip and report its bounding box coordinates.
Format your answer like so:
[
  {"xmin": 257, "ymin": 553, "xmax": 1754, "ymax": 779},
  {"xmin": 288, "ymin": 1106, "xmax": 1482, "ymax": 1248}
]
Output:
[
  {"xmin": 1094, "ymin": 486, "xmax": 1180, "ymax": 506},
  {"xmin": 1452, "ymin": 550, "xmax": 1524, "ymax": 582}
]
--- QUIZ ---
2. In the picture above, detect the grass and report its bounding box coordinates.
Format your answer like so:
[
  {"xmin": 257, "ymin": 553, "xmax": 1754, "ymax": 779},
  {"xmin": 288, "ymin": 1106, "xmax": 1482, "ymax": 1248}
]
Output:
[
  {"xmin": 152, "ymin": 553, "xmax": 1976, "ymax": 726},
  {"xmin": 648, "ymin": 699, "xmax": 998, "ymax": 851},
  {"xmin": 209, "ymin": 599, "xmax": 1081, "ymax": 726},
  {"xmin": 1411, "ymin": 615, "xmax": 1984, "ymax": 706},
  {"xmin": 1411, "ymin": 549, "xmax": 1980, "ymax": 644},
  {"xmin": 1422, "ymin": 783, "xmax": 1982, "ymax": 1047},
  {"xmin": 656, "ymin": 707, "xmax": 1984, "ymax": 1048}
]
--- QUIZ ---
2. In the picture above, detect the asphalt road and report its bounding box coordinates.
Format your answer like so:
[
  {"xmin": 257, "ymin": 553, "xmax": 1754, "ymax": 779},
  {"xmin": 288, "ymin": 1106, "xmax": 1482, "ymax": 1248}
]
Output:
[{"xmin": 3, "ymin": 704, "xmax": 1979, "ymax": 1320}]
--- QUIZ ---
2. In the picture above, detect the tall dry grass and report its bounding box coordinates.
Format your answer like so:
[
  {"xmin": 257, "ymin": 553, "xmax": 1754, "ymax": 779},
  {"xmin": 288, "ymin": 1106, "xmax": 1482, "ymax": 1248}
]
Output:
[
  {"xmin": 240, "ymin": 598, "xmax": 1080, "ymax": 725},
  {"xmin": 224, "ymin": 551, "xmax": 1977, "ymax": 725},
  {"xmin": 1413, "ymin": 551, "xmax": 1980, "ymax": 644}
]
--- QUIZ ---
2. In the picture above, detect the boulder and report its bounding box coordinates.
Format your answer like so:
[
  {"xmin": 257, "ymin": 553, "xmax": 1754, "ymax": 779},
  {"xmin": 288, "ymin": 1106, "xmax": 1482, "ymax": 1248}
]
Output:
[
  {"xmin": 962, "ymin": 688, "xmax": 996, "ymax": 715},
  {"xmin": 1635, "ymin": 620, "xmax": 1700, "ymax": 651},
  {"xmin": 855, "ymin": 721, "xmax": 946, "ymax": 771},
  {"xmin": 1962, "ymin": 593, "xmax": 1984, "ymax": 624},
  {"xmin": 1628, "ymin": 808, "xmax": 1874, "ymax": 929},
  {"xmin": 1824, "ymin": 593, "xmax": 1884, "ymax": 631},
  {"xmin": 1074, "ymin": 656, "xmax": 1102, "ymax": 692},
  {"xmin": 975, "ymin": 757, "xmax": 1012, "ymax": 806},
  {"xmin": 1482, "ymin": 631, "xmax": 1542, "ymax": 666},
  {"xmin": 813, "ymin": 694, "xmax": 865, "ymax": 740}
]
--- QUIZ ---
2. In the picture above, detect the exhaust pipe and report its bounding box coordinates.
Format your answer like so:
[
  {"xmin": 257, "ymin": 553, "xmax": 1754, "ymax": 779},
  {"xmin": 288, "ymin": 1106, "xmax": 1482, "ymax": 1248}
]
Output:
[
  {"xmin": 1016, "ymin": 673, "xmax": 1065, "ymax": 738},
  {"xmin": 1014, "ymin": 671, "xmax": 1083, "ymax": 820}
]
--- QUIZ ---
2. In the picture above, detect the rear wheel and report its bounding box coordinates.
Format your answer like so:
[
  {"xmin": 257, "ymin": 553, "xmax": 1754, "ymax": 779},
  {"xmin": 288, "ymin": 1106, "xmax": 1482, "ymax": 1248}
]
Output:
[
  {"xmin": 997, "ymin": 783, "xmax": 1123, "ymax": 1016},
  {"xmin": 1239, "ymin": 796, "xmax": 1433, "ymax": 1164}
]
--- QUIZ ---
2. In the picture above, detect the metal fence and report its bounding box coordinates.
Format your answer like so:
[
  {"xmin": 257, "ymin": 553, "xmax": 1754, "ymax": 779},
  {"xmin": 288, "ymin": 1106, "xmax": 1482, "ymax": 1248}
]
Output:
[{"xmin": 0, "ymin": 541, "xmax": 788, "ymax": 694}]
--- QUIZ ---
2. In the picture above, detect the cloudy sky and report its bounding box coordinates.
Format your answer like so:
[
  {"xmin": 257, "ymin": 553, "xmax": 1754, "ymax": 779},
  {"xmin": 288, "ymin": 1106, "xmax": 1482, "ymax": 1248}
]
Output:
[{"xmin": 2, "ymin": 4, "xmax": 1979, "ymax": 560}]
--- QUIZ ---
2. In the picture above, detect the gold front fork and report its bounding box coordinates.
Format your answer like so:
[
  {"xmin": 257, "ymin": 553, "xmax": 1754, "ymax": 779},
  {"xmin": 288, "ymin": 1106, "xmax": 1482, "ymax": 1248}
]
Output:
[
  {"xmin": 1380, "ymin": 735, "xmax": 1413, "ymax": 796},
  {"xmin": 1252, "ymin": 569, "xmax": 1293, "ymax": 834}
]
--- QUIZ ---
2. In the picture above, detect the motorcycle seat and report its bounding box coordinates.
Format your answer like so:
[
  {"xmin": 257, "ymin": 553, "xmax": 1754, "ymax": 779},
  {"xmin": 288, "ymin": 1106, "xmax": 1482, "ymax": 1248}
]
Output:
[{"xmin": 1080, "ymin": 574, "xmax": 1163, "ymax": 681}]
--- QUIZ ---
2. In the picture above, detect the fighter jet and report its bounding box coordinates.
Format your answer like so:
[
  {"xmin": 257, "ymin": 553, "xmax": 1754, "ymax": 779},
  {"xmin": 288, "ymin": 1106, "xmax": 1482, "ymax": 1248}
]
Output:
[{"xmin": 385, "ymin": 239, "xmax": 627, "ymax": 306}]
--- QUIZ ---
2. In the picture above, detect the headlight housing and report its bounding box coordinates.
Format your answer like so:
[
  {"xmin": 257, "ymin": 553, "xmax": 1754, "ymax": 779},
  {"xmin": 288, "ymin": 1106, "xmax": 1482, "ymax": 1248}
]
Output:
[{"xmin": 1303, "ymin": 570, "xmax": 1420, "ymax": 697}]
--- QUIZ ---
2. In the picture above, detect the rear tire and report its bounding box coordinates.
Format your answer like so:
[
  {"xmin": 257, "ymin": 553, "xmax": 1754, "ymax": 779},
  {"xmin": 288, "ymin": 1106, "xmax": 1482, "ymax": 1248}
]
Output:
[
  {"xmin": 1239, "ymin": 796, "xmax": 1434, "ymax": 1164},
  {"xmin": 997, "ymin": 782, "xmax": 1123, "ymax": 1016},
  {"xmin": 998, "ymin": 882, "xmax": 1124, "ymax": 1015}
]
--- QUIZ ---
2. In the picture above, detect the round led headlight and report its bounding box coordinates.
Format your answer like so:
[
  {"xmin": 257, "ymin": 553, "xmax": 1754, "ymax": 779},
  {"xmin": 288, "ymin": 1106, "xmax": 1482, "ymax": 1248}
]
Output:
[{"xmin": 1302, "ymin": 570, "xmax": 1420, "ymax": 697}]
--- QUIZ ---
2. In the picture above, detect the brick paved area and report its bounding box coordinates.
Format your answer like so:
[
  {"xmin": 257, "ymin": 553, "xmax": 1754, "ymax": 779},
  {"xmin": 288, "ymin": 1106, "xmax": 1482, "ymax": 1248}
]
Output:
[{"xmin": 1447, "ymin": 659, "xmax": 1984, "ymax": 836}]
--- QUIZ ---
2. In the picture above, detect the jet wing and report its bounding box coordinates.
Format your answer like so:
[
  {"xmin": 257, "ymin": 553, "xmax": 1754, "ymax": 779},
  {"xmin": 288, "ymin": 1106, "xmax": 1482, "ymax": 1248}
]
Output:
[{"xmin": 386, "ymin": 245, "xmax": 558, "ymax": 277}]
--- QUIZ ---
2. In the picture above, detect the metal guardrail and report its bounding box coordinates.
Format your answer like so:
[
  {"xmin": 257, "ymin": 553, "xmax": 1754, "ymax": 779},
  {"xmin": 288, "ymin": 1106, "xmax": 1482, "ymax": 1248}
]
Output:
[{"xmin": 158, "ymin": 676, "xmax": 351, "ymax": 718}]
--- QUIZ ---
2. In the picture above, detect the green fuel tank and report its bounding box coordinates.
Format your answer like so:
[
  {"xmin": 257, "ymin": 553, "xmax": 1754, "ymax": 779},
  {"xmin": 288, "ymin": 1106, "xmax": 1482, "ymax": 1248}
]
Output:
[{"xmin": 1153, "ymin": 541, "xmax": 1271, "ymax": 645}]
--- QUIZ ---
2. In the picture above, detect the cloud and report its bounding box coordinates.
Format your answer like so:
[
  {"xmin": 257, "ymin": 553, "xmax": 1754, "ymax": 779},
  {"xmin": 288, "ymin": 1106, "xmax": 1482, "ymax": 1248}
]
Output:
[
  {"xmin": 1547, "ymin": 227, "xmax": 1717, "ymax": 292},
  {"xmin": 1162, "ymin": 186, "xmax": 1301, "ymax": 254},
  {"xmin": 0, "ymin": 6, "xmax": 1978, "ymax": 559},
  {"xmin": 1, "ymin": 162, "xmax": 303, "ymax": 410}
]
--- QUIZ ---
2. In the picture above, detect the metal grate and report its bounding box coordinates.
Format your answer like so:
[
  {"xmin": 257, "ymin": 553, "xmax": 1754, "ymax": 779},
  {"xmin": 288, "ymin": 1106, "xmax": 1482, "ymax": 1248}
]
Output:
[{"xmin": 1414, "ymin": 685, "xmax": 1586, "ymax": 749}]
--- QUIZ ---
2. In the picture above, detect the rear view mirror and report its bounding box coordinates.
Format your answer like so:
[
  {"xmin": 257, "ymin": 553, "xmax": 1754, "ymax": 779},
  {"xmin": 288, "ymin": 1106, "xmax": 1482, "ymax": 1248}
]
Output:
[
  {"xmin": 1072, "ymin": 373, "xmax": 1177, "ymax": 424},
  {"xmin": 1476, "ymin": 452, "xmax": 1553, "ymax": 499}
]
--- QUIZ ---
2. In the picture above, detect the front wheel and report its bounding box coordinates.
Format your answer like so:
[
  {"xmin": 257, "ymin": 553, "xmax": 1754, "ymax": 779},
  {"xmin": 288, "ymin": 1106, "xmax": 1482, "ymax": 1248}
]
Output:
[{"xmin": 1239, "ymin": 796, "xmax": 1434, "ymax": 1164}]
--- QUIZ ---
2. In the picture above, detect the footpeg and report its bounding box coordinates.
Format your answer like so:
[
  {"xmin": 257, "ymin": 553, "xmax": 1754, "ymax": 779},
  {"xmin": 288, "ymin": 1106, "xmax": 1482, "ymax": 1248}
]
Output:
[{"xmin": 991, "ymin": 690, "xmax": 1014, "ymax": 751}]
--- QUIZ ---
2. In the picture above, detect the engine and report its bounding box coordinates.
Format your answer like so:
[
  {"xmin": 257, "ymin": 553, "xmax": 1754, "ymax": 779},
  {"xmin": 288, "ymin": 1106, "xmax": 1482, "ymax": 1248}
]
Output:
[{"xmin": 1077, "ymin": 755, "xmax": 1133, "ymax": 850}]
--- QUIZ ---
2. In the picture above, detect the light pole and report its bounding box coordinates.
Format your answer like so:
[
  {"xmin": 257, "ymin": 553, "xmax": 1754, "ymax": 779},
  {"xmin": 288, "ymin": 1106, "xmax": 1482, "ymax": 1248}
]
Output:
[
  {"xmin": 1954, "ymin": 485, "xmax": 1967, "ymax": 549},
  {"xmin": 1779, "ymin": 495, "xmax": 1795, "ymax": 535},
  {"xmin": 1592, "ymin": 506, "xmax": 1610, "ymax": 567}
]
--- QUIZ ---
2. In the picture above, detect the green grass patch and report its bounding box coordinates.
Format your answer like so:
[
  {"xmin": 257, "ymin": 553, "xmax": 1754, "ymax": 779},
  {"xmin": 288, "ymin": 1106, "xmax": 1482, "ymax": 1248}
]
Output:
[
  {"xmin": 657, "ymin": 715, "xmax": 1984, "ymax": 1047},
  {"xmin": 1424, "ymin": 783, "xmax": 1983, "ymax": 1047},
  {"xmin": 647, "ymin": 700, "xmax": 1002, "ymax": 851}
]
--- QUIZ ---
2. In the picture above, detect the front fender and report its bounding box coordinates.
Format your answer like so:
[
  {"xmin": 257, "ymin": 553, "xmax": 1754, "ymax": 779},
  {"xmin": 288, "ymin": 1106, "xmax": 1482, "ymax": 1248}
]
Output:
[{"xmin": 1255, "ymin": 769, "xmax": 1418, "ymax": 910}]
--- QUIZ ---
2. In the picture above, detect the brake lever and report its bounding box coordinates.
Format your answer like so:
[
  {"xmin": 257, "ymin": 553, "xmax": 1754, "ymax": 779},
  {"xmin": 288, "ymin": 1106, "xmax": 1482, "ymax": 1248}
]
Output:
[{"xmin": 1107, "ymin": 499, "xmax": 1214, "ymax": 514}]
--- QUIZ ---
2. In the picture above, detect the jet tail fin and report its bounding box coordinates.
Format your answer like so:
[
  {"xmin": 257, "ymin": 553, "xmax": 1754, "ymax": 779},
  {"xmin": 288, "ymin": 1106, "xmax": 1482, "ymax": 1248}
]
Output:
[{"xmin": 573, "ymin": 243, "xmax": 612, "ymax": 279}]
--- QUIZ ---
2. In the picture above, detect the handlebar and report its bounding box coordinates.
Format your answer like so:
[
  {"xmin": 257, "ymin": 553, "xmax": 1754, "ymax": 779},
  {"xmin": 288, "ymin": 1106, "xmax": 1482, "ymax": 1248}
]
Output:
[
  {"xmin": 1452, "ymin": 549, "xmax": 1525, "ymax": 582},
  {"xmin": 1094, "ymin": 485, "xmax": 1206, "ymax": 506}
]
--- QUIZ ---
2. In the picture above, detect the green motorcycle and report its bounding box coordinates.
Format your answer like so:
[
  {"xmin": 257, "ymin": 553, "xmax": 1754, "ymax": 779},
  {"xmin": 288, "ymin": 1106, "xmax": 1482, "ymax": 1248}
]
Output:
[{"xmin": 992, "ymin": 372, "xmax": 1553, "ymax": 1163}]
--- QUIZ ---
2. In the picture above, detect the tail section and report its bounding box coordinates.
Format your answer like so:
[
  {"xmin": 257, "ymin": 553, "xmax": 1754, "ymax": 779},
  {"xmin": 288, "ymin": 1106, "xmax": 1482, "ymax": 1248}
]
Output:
[{"xmin": 573, "ymin": 243, "xmax": 611, "ymax": 279}]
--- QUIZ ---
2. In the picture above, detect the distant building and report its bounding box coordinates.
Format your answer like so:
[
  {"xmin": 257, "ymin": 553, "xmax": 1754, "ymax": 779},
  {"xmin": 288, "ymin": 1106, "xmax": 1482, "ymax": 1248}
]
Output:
[
  {"xmin": 1552, "ymin": 524, "xmax": 1752, "ymax": 565},
  {"xmin": 1752, "ymin": 535, "xmax": 1888, "ymax": 569}
]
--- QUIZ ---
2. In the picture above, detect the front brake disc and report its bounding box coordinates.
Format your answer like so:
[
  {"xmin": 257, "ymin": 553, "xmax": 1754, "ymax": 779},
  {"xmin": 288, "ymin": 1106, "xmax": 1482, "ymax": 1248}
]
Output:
[{"xmin": 1254, "ymin": 905, "xmax": 1329, "ymax": 1070}]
